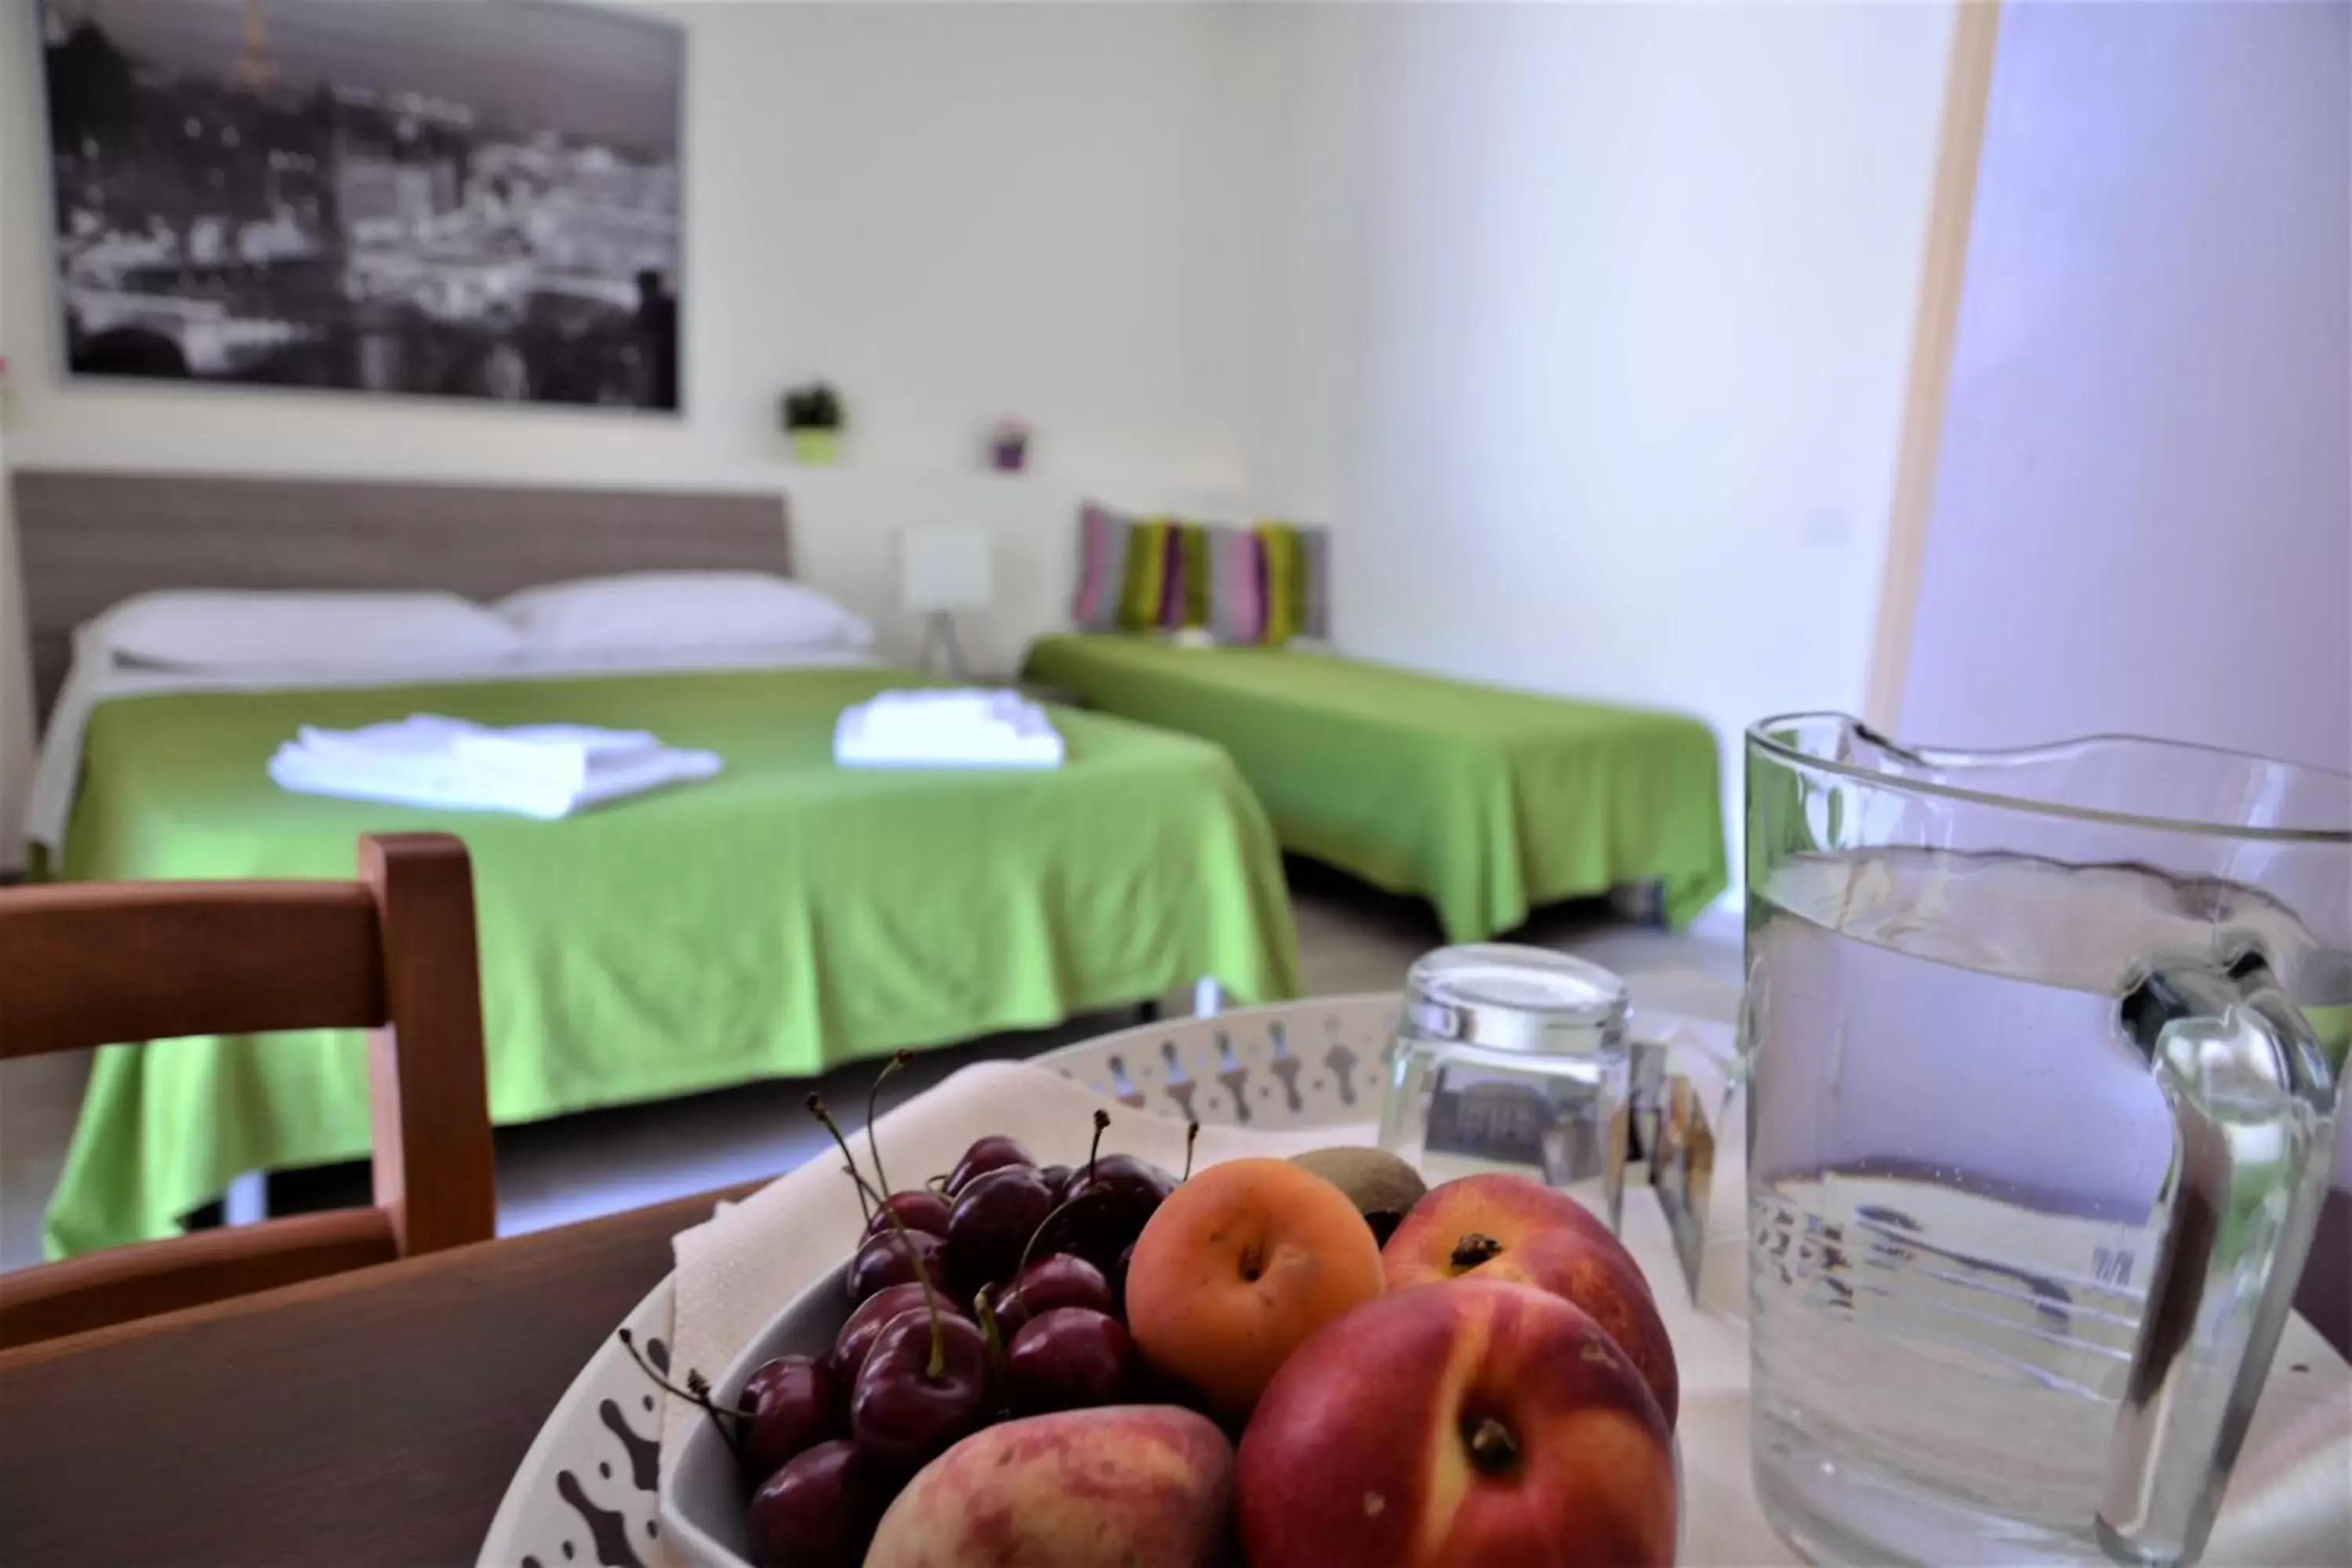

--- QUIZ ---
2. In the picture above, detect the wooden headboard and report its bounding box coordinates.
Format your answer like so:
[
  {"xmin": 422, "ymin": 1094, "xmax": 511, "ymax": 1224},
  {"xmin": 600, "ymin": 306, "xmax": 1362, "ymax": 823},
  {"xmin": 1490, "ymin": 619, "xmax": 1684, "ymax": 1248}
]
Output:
[{"xmin": 13, "ymin": 471, "xmax": 793, "ymax": 727}]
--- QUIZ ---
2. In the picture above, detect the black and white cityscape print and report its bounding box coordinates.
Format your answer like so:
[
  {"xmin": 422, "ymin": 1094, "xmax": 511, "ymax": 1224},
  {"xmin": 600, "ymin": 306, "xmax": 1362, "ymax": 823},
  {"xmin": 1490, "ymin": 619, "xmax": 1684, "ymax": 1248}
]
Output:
[{"xmin": 38, "ymin": 0, "xmax": 683, "ymax": 410}]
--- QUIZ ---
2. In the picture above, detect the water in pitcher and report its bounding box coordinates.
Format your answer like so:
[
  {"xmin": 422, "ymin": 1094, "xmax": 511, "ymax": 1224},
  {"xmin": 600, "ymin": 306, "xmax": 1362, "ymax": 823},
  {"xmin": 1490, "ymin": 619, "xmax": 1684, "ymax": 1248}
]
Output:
[{"xmin": 1742, "ymin": 846, "xmax": 2325, "ymax": 1566}]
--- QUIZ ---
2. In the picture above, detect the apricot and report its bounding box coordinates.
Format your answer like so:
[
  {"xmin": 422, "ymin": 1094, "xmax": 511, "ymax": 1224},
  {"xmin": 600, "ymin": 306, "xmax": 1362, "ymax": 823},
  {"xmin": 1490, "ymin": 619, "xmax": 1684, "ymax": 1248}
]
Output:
[{"xmin": 1124, "ymin": 1157, "xmax": 1386, "ymax": 1418}]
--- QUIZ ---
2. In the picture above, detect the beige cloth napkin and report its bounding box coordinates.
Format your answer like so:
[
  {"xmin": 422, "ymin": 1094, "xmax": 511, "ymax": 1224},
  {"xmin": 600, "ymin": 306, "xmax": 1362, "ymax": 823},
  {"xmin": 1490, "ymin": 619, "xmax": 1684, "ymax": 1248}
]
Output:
[{"xmin": 656, "ymin": 1058, "xmax": 2350, "ymax": 1567}]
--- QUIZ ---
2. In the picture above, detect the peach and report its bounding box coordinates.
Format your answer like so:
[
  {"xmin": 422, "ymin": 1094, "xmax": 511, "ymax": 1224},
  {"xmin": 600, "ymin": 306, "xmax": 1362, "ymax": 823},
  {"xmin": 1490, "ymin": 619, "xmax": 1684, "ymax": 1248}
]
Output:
[
  {"xmin": 1123, "ymin": 1156, "xmax": 1386, "ymax": 1418},
  {"xmin": 865, "ymin": 1404, "xmax": 1232, "ymax": 1568},
  {"xmin": 1236, "ymin": 1279, "xmax": 1676, "ymax": 1568},
  {"xmin": 1384, "ymin": 1172, "xmax": 1678, "ymax": 1427}
]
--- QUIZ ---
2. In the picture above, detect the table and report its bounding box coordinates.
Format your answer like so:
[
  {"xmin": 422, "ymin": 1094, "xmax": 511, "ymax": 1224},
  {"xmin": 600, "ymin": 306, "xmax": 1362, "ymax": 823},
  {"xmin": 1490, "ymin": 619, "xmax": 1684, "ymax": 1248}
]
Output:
[{"xmin": 0, "ymin": 1184, "xmax": 750, "ymax": 1567}]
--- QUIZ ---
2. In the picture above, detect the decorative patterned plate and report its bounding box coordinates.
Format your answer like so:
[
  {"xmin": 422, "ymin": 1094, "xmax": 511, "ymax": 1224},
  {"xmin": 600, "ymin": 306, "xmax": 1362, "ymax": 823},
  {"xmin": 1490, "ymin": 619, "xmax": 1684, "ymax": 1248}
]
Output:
[
  {"xmin": 1038, "ymin": 993, "xmax": 1404, "ymax": 1127},
  {"xmin": 479, "ymin": 1273, "xmax": 681, "ymax": 1568},
  {"xmin": 477, "ymin": 994, "xmax": 1406, "ymax": 1566}
]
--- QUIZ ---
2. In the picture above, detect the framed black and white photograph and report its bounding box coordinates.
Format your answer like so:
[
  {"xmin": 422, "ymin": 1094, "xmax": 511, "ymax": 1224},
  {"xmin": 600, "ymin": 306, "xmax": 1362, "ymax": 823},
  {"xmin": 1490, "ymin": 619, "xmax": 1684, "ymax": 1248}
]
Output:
[{"xmin": 36, "ymin": 0, "xmax": 683, "ymax": 410}]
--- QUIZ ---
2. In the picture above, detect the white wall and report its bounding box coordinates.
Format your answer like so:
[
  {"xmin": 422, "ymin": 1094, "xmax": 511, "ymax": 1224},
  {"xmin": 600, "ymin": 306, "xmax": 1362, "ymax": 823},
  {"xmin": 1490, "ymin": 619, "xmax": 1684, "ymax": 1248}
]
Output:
[
  {"xmin": 1266, "ymin": 3, "xmax": 1958, "ymax": 856},
  {"xmin": 0, "ymin": 0, "xmax": 1289, "ymax": 731},
  {"xmin": 1898, "ymin": 2, "xmax": 2351, "ymax": 773}
]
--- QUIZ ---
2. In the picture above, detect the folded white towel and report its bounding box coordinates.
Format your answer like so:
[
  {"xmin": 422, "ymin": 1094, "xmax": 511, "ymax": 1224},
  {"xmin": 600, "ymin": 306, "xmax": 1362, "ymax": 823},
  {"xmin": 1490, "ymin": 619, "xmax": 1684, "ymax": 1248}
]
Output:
[
  {"xmin": 270, "ymin": 714, "xmax": 720, "ymax": 818},
  {"xmin": 833, "ymin": 689, "xmax": 1064, "ymax": 769},
  {"xmin": 849, "ymin": 689, "xmax": 1033, "ymax": 741},
  {"xmin": 294, "ymin": 717, "xmax": 669, "ymax": 791}
]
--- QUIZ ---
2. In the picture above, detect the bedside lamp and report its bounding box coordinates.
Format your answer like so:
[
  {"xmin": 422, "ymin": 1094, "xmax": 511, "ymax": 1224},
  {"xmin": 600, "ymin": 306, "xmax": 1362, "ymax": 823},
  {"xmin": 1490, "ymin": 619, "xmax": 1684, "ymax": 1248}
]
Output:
[{"xmin": 898, "ymin": 524, "xmax": 993, "ymax": 677}]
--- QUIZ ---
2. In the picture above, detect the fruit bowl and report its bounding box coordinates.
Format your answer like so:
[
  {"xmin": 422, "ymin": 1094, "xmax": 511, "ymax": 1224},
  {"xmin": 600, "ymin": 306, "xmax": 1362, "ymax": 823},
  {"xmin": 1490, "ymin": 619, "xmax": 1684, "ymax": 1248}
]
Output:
[
  {"xmin": 662, "ymin": 1265, "xmax": 858, "ymax": 1568},
  {"xmin": 659, "ymin": 1262, "xmax": 1688, "ymax": 1568}
]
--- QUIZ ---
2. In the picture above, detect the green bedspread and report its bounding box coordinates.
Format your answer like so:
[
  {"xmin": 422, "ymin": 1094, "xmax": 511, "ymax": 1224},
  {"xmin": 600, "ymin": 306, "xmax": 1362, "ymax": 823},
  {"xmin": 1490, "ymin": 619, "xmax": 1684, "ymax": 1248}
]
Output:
[
  {"xmin": 45, "ymin": 665, "xmax": 1299, "ymax": 1258},
  {"xmin": 1022, "ymin": 635, "xmax": 1727, "ymax": 942}
]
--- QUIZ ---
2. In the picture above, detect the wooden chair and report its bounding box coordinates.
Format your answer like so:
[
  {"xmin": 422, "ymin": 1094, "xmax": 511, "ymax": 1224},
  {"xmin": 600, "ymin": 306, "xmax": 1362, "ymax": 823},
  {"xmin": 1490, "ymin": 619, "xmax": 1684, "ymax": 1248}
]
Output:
[{"xmin": 0, "ymin": 833, "xmax": 496, "ymax": 1349}]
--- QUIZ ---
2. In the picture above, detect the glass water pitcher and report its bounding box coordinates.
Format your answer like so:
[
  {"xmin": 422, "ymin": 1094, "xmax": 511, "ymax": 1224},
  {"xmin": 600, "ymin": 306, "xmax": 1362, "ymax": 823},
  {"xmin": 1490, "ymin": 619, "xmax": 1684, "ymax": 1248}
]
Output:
[{"xmin": 1741, "ymin": 715, "xmax": 2347, "ymax": 1567}]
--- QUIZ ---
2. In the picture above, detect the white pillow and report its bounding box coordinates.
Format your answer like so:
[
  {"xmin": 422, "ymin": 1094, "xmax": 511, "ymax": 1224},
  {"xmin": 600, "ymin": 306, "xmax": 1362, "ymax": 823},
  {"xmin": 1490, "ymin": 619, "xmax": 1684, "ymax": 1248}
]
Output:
[
  {"xmin": 91, "ymin": 590, "xmax": 525, "ymax": 670},
  {"xmin": 495, "ymin": 572, "xmax": 873, "ymax": 654}
]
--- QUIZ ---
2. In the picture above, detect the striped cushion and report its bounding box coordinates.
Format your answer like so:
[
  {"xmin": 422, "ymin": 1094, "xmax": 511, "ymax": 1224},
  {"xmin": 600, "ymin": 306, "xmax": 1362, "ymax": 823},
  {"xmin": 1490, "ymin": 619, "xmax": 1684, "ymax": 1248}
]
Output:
[
  {"xmin": 1203, "ymin": 525, "xmax": 1266, "ymax": 644},
  {"xmin": 1116, "ymin": 517, "xmax": 1176, "ymax": 632},
  {"xmin": 1256, "ymin": 522, "xmax": 1330, "ymax": 644},
  {"xmin": 1073, "ymin": 503, "xmax": 1182, "ymax": 634},
  {"xmin": 1070, "ymin": 503, "xmax": 1130, "ymax": 632}
]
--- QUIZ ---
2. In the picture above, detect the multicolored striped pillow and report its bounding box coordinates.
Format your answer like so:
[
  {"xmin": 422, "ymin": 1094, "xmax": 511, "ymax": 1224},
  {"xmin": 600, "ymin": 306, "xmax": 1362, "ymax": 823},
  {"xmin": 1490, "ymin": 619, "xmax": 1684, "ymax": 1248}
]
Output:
[
  {"xmin": 1254, "ymin": 522, "xmax": 1329, "ymax": 644},
  {"xmin": 1202, "ymin": 525, "xmax": 1266, "ymax": 644},
  {"xmin": 1119, "ymin": 517, "xmax": 1178, "ymax": 633},
  {"xmin": 1071, "ymin": 503, "xmax": 1131, "ymax": 632},
  {"xmin": 1071, "ymin": 504, "xmax": 1329, "ymax": 644}
]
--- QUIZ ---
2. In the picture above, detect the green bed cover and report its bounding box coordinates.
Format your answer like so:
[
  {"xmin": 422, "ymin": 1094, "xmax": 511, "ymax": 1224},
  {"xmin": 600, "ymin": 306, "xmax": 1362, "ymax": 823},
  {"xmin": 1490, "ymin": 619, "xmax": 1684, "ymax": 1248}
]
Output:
[
  {"xmin": 1022, "ymin": 635, "xmax": 1727, "ymax": 943},
  {"xmin": 45, "ymin": 665, "xmax": 1298, "ymax": 1258}
]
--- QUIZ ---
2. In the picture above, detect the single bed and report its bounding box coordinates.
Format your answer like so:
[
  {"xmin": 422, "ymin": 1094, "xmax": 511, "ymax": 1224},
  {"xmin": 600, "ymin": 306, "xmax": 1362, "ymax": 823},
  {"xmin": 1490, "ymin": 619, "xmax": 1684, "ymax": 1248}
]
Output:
[
  {"xmin": 15, "ymin": 475, "xmax": 1299, "ymax": 1258},
  {"xmin": 1021, "ymin": 633, "xmax": 1728, "ymax": 942}
]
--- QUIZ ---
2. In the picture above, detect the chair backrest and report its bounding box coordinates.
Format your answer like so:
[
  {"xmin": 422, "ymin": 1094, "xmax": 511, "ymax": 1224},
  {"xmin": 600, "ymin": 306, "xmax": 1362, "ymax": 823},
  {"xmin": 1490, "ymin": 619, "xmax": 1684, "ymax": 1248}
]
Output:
[{"xmin": 0, "ymin": 833, "xmax": 495, "ymax": 1348}]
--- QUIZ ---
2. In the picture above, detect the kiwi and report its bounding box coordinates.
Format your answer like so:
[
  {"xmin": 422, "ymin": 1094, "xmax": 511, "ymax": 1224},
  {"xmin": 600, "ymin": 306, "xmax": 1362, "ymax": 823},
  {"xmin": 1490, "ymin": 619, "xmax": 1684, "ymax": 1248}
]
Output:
[{"xmin": 1290, "ymin": 1146, "xmax": 1428, "ymax": 1247}]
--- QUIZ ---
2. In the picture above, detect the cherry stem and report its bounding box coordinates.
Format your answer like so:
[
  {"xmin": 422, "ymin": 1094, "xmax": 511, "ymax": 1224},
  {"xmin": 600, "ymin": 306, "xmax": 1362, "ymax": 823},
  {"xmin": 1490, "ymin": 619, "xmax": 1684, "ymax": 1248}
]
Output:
[
  {"xmin": 616, "ymin": 1327, "xmax": 746, "ymax": 1466},
  {"xmin": 808, "ymin": 1094, "xmax": 949, "ymax": 1381},
  {"xmin": 843, "ymin": 1165, "xmax": 872, "ymax": 1225},
  {"xmin": 866, "ymin": 1050, "xmax": 910, "ymax": 1196},
  {"xmin": 1087, "ymin": 1109, "xmax": 1110, "ymax": 1184},
  {"xmin": 973, "ymin": 1287, "xmax": 1011, "ymax": 1406},
  {"xmin": 1181, "ymin": 1121, "xmax": 1200, "ymax": 1182},
  {"xmin": 1014, "ymin": 1189, "xmax": 1098, "ymax": 1286},
  {"xmin": 1465, "ymin": 1415, "xmax": 1521, "ymax": 1477}
]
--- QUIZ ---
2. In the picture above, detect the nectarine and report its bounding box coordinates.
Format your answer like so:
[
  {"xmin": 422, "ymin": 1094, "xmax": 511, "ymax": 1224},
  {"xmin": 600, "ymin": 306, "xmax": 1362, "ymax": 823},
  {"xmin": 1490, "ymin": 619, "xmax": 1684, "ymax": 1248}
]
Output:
[
  {"xmin": 1236, "ymin": 1279, "xmax": 1676, "ymax": 1568},
  {"xmin": 1385, "ymin": 1172, "xmax": 1679, "ymax": 1427},
  {"xmin": 1123, "ymin": 1157, "xmax": 1385, "ymax": 1418}
]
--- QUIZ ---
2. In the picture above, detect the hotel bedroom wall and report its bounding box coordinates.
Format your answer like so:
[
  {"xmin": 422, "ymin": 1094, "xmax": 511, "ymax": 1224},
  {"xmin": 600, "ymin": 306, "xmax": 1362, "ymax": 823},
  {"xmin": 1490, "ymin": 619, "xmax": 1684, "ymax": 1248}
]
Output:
[
  {"xmin": 1250, "ymin": 3, "xmax": 1961, "ymax": 902},
  {"xmin": 0, "ymin": 2, "xmax": 1297, "ymax": 867}
]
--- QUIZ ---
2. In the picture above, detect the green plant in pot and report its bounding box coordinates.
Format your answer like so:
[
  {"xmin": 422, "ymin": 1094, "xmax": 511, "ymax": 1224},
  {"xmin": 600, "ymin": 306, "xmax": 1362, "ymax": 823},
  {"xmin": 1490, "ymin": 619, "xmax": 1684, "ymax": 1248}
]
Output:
[{"xmin": 780, "ymin": 383, "xmax": 845, "ymax": 464}]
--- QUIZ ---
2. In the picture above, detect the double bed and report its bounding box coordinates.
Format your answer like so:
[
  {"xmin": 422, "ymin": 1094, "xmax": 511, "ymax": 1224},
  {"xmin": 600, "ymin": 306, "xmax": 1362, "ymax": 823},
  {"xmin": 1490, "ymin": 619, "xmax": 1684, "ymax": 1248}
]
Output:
[
  {"xmin": 16, "ymin": 475, "xmax": 1299, "ymax": 1258},
  {"xmin": 1022, "ymin": 633, "xmax": 1728, "ymax": 943}
]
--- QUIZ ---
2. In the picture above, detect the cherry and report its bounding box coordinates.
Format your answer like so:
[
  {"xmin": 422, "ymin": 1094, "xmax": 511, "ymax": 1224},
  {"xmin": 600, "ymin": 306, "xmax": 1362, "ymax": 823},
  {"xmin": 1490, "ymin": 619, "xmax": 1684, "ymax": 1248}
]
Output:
[
  {"xmin": 946, "ymin": 1163, "xmax": 1058, "ymax": 1294},
  {"xmin": 809, "ymin": 1091, "xmax": 991, "ymax": 1468},
  {"xmin": 863, "ymin": 1188, "xmax": 953, "ymax": 1242},
  {"xmin": 1006, "ymin": 1306, "xmax": 1133, "ymax": 1414},
  {"xmin": 850, "ymin": 1308, "xmax": 993, "ymax": 1465},
  {"xmin": 846, "ymin": 1228, "xmax": 949, "ymax": 1305},
  {"xmin": 994, "ymin": 1254, "xmax": 1115, "ymax": 1336},
  {"xmin": 1036, "ymin": 1162, "xmax": 1075, "ymax": 1200},
  {"xmin": 827, "ymin": 1283, "xmax": 964, "ymax": 1391},
  {"xmin": 739, "ymin": 1354, "xmax": 840, "ymax": 1483},
  {"xmin": 1073, "ymin": 1152, "xmax": 1178, "ymax": 1211},
  {"xmin": 945, "ymin": 1134, "xmax": 1035, "ymax": 1196},
  {"xmin": 1034, "ymin": 1153, "xmax": 1174, "ymax": 1274},
  {"xmin": 747, "ymin": 1438, "xmax": 887, "ymax": 1568}
]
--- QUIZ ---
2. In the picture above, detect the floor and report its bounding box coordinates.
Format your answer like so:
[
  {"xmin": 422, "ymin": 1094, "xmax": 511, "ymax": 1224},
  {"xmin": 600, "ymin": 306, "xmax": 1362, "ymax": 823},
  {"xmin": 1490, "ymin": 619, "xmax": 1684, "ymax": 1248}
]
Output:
[{"xmin": 0, "ymin": 864, "xmax": 1741, "ymax": 1271}]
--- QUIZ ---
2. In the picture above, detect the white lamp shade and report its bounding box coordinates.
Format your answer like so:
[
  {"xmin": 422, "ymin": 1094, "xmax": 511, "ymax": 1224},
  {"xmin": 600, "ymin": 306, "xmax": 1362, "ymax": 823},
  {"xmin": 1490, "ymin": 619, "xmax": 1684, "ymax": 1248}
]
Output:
[{"xmin": 898, "ymin": 525, "xmax": 995, "ymax": 612}]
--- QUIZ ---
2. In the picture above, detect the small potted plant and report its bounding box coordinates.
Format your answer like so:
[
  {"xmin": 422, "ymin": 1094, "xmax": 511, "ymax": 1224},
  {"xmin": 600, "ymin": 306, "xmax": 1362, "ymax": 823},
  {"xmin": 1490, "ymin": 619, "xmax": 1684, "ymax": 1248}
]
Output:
[
  {"xmin": 987, "ymin": 416, "xmax": 1031, "ymax": 474},
  {"xmin": 780, "ymin": 383, "xmax": 845, "ymax": 464}
]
